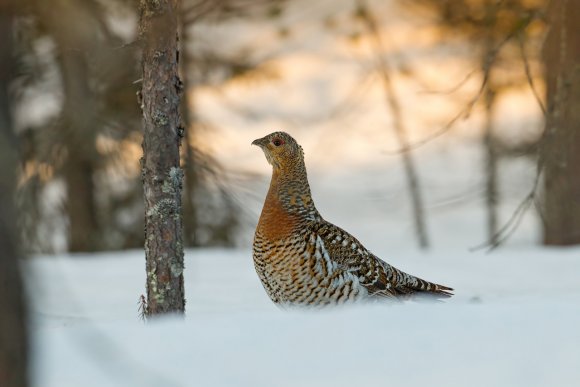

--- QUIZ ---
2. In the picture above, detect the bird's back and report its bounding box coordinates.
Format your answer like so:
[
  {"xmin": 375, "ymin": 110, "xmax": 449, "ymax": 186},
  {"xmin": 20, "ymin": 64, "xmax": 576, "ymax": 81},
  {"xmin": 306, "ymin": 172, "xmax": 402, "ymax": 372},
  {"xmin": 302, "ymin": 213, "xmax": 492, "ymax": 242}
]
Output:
[
  {"xmin": 312, "ymin": 221, "xmax": 453, "ymax": 300},
  {"xmin": 254, "ymin": 216, "xmax": 452, "ymax": 306}
]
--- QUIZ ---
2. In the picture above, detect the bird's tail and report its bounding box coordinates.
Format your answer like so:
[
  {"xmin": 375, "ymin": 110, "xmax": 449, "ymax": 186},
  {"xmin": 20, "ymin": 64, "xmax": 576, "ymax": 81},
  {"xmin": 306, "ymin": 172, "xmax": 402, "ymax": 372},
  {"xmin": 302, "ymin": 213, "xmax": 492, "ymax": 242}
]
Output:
[
  {"xmin": 399, "ymin": 271, "xmax": 454, "ymax": 299},
  {"xmin": 369, "ymin": 258, "xmax": 454, "ymax": 300}
]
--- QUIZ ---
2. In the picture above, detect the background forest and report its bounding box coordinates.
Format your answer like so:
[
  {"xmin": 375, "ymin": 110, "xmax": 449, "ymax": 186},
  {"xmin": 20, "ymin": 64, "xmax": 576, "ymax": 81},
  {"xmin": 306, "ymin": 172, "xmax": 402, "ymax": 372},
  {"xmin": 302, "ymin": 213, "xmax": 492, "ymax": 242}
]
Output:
[
  {"xmin": 1, "ymin": 0, "xmax": 579, "ymax": 386},
  {"xmin": 4, "ymin": 0, "xmax": 580, "ymax": 253}
]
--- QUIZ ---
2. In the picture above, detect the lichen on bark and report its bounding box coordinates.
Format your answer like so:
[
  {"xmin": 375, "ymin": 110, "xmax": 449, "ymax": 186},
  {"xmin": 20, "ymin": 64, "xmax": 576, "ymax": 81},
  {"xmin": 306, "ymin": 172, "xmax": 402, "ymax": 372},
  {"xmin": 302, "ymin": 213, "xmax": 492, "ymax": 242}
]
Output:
[{"xmin": 140, "ymin": 0, "xmax": 185, "ymax": 316}]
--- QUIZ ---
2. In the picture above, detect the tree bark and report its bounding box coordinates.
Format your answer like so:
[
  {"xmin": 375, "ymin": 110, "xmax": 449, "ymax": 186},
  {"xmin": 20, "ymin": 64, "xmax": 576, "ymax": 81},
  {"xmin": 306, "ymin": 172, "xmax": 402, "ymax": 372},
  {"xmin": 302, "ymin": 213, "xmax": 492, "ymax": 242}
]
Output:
[
  {"xmin": 542, "ymin": 0, "xmax": 580, "ymax": 245},
  {"xmin": 0, "ymin": 3, "xmax": 29, "ymax": 385},
  {"xmin": 140, "ymin": 0, "xmax": 186, "ymax": 314}
]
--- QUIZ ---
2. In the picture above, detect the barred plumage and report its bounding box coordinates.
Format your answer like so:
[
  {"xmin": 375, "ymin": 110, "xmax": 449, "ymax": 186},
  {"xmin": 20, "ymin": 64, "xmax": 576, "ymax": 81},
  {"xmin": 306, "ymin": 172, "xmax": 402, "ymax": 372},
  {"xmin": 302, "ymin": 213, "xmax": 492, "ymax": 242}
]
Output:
[{"xmin": 252, "ymin": 132, "xmax": 453, "ymax": 307}]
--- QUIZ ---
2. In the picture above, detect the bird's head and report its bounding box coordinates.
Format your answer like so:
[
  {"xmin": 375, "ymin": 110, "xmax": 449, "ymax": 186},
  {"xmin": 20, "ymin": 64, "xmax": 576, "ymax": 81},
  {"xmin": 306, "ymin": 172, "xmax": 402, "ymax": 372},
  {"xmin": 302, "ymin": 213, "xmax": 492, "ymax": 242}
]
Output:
[{"xmin": 252, "ymin": 131, "xmax": 304, "ymax": 170}]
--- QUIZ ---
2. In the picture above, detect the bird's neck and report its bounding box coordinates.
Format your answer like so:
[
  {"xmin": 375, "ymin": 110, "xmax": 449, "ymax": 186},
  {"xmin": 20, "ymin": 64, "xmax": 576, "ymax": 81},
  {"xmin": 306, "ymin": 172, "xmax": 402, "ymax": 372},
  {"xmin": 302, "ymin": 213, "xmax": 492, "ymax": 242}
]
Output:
[{"xmin": 265, "ymin": 163, "xmax": 320, "ymax": 221}]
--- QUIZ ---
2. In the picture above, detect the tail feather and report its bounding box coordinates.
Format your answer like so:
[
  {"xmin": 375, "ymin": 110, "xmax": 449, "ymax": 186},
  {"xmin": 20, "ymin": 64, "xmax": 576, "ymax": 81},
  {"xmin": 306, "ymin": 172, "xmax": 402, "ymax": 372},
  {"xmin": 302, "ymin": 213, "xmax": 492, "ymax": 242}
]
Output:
[
  {"xmin": 383, "ymin": 262, "xmax": 454, "ymax": 300},
  {"xmin": 400, "ymin": 274, "xmax": 454, "ymax": 299}
]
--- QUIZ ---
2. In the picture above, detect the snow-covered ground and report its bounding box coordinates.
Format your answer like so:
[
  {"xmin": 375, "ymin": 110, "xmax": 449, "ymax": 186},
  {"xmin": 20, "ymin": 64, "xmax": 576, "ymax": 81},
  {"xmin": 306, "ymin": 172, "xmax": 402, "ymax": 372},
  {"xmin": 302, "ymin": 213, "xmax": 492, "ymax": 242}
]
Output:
[{"xmin": 28, "ymin": 244, "xmax": 580, "ymax": 387}]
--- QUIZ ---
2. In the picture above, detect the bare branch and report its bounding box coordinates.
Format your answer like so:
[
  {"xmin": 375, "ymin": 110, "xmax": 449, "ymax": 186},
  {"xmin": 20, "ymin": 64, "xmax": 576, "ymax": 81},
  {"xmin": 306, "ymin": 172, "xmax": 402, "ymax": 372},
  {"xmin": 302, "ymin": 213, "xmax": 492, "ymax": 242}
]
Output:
[
  {"xmin": 419, "ymin": 67, "xmax": 479, "ymax": 95},
  {"xmin": 517, "ymin": 33, "xmax": 547, "ymax": 116},
  {"xmin": 386, "ymin": 16, "xmax": 535, "ymax": 154},
  {"xmin": 213, "ymin": 70, "xmax": 376, "ymax": 126},
  {"xmin": 470, "ymin": 161, "xmax": 543, "ymax": 252},
  {"xmin": 183, "ymin": 0, "xmax": 220, "ymax": 25}
]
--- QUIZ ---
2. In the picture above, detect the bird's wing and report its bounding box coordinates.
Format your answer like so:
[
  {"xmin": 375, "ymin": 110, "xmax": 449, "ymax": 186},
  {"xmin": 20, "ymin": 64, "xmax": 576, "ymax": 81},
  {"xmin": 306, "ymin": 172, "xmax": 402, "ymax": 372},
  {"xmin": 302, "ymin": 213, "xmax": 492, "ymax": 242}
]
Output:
[{"xmin": 313, "ymin": 220, "xmax": 453, "ymax": 299}]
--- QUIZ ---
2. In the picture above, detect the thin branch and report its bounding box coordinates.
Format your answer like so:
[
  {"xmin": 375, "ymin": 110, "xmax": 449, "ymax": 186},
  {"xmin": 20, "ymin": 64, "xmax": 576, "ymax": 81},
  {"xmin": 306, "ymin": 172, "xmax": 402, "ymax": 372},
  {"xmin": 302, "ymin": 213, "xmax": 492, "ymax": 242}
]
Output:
[
  {"xmin": 419, "ymin": 67, "xmax": 479, "ymax": 95},
  {"xmin": 471, "ymin": 7, "xmax": 547, "ymax": 252},
  {"xmin": 470, "ymin": 193, "xmax": 533, "ymax": 251},
  {"xmin": 470, "ymin": 160, "xmax": 543, "ymax": 252},
  {"xmin": 468, "ymin": 8, "xmax": 550, "ymax": 251},
  {"xmin": 137, "ymin": 294, "xmax": 148, "ymax": 321},
  {"xmin": 517, "ymin": 33, "xmax": 547, "ymax": 116},
  {"xmin": 385, "ymin": 17, "xmax": 534, "ymax": 155},
  {"xmin": 213, "ymin": 69, "xmax": 376, "ymax": 126},
  {"xmin": 183, "ymin": 0, "xmax": 282, "ymax": 24},
  {"xmin": 183, "ymin": 0, "xmax": 220, "ymax": 25},
  {"xmin": 383, "ymin": 73, "xmax": 488, "ymax": 155},
  {"xmin": 182, "ymin": 0, "xmax": 213, "ymax": 17}
]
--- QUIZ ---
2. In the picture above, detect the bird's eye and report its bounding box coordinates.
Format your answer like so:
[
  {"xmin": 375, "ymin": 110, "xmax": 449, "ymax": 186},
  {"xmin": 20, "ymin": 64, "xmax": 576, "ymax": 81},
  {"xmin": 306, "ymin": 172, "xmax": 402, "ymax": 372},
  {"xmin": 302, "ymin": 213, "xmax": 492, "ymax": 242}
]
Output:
[{"xmin": 272, "ymin": 138, "xmax": 284, "ymax": 147}]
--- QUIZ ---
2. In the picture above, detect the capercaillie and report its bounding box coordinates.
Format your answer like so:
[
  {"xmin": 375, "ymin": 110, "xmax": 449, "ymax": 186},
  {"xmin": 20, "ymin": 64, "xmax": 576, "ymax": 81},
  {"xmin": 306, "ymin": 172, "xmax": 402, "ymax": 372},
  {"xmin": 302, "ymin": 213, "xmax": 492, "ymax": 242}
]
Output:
[{"xmin": 252, "ymin": 131, "xmax": 452, "ymax": 306}]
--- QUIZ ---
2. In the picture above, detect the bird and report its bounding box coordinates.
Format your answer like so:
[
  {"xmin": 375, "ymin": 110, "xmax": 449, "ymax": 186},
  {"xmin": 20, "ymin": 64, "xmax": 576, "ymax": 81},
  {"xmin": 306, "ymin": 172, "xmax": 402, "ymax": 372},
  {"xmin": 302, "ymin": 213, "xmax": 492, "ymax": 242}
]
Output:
[{"xmin": 252, "ymin": 131, "xmax": 453, "ymax": 307}]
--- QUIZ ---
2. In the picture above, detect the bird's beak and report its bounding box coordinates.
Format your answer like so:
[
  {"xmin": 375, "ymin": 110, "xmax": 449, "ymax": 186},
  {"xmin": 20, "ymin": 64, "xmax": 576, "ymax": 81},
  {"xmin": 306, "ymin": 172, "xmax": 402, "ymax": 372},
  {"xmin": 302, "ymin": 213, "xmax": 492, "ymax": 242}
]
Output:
[{"xmin": 251, "ymin": 136, "xmax": 269, "ymax": 148}]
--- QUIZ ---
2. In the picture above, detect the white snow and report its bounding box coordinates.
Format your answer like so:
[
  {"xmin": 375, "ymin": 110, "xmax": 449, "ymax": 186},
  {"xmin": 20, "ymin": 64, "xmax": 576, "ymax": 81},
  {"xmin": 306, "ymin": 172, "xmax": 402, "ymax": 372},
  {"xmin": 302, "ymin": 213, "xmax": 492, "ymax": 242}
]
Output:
[{"xmin": 28, "ymin": 242, "xmax": 580, "ymax": 387}]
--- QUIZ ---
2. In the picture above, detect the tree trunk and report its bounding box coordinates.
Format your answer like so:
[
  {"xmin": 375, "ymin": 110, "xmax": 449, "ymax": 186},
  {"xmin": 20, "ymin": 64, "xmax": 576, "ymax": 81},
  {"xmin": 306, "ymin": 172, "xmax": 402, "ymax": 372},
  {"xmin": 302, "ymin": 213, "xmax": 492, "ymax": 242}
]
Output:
[
  {"xmin": 60, "ymin": 49, "xmax": 100, "ymax": 252},
  {"xmin": 0, "ymin": 3, "xmax": 29, "ymax": 385},
  {"xmin": 40, "ymin": 0, "xmax": 101, "ymax": 252},
  {"xmin": 483, "ymin": 85, "xmax": 498, "ymax": 245},
  {"xmin": 482, "ymin": 0, "xmax": 499, "ymax": 246},
  {"xmin": 140, "ymin": 0, "xmax": 186, "ymax": 315},
  {"xmin": 542, "ymin": 0, "xmax": 580, "ymax": 245},
  {"xmin": 64, "ymin": 153, "xmax": 99, "ymax": 251}
]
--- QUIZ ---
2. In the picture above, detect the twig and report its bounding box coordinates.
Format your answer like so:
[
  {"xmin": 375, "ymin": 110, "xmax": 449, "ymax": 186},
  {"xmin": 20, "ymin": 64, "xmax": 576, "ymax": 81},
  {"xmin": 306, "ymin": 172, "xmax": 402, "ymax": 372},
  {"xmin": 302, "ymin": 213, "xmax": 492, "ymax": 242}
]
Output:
[
  {"xmin": 384, "ymin": 61, "xmax": 490, "ymax": 155},
  {"xmin": 386, "ymin": 16, "xmax": 534, "ymax": 155},
  {"xmin": 419, "ymin": 68, "xmax": 479, "ymax": 95},
  {"xmin": 215, "ymin": 69, "xmax": 376, "ymax": 126},
  {"xmin": 138, "ymin": 294, "xmax": 148, "ymax": 321},
  {"xmin": 470, "ymin": 160, "xmax": 543, "ymax": 252},
  {"xmin": 183, "ymin": 0, "xmax": 218, "ymax": 25},
  {"xmin": 517, "ymin": 33, "xmax": 547, "ymax": 116}
]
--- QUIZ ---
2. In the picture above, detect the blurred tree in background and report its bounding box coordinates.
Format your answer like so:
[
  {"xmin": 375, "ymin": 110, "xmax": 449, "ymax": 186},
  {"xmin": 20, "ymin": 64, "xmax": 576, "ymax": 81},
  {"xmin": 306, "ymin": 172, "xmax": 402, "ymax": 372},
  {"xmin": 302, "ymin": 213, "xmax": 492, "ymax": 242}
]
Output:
[
  {"xmin": 8, "ymin": 0, "xmax": 579, "ymax": 254},
  {"xmin": 16, "ymin": 0, "xmax": 142, "ymax": 252},
  {"xmin": 403, "ymin": 0, "xmax": 546, "ymax": 248},
  {"xmin": 13, "ymin": 0, "xmax": 284, "ymax": 253},
  {"xmin": 541, "ymin": 0, "xmax": 580, "ymax": 245},
  {"xmin": 355, "ymin": 0, "xmax": 431, "ymax": 249},
  {"xmin": 402, "ymin": 0, "xmax": 580, "ymax": 247},
  {"xmin": 0, "ymin": 1, "xmax": 28, "ymax": 385},
  {"xmin": 177, "ymin": 0, "xmax": 286, "ymax": 246}
]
